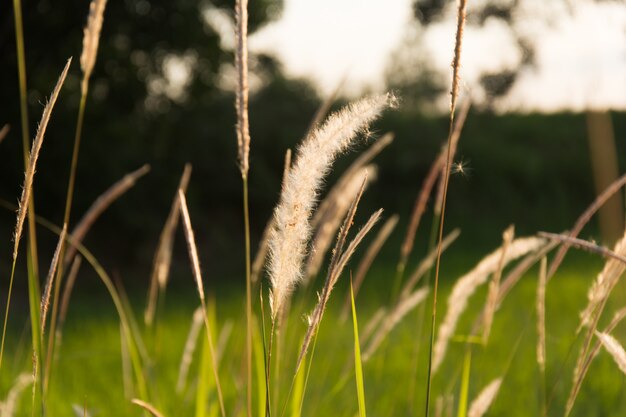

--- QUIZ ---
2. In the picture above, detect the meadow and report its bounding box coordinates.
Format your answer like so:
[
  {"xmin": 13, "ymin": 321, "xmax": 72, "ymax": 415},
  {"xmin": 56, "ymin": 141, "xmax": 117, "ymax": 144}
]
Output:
[{"xmin": 1, "ymin": 1, "xmax": 626, "ymax": 417}]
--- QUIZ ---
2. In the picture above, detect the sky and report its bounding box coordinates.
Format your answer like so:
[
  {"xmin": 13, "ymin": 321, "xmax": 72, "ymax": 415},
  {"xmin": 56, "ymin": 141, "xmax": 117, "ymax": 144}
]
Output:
[{"xmin": 248, "ymin": 0, "xmax": 626, "ymax": 113}]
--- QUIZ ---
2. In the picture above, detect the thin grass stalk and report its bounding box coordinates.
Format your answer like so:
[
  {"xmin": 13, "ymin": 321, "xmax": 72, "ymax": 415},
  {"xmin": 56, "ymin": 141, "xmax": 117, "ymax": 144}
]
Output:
[
  {"xmin": 13, "ymin": 0, "xmax": 42, "ymax": 312},
  {"xmin": 44, "ymin": 0, "xmax": 108, "ymax": 395},
  {"xmin": 294, "ymin": 179, "xmax": 367, "ymax": 373},
  {"xmin": 547, "ymin": 173, "xmax": 626, "ymax": 279},
  {"xmin": 145, "ymin": 164, "xmax": 191, "ymax": 326},
  {"xmin": 0, "ymin": 124, "xmax": 9, "ymax": 144},
  {"xmin": 425, "ymin": 2, "xmax": 467, "ymax": 412},
  {"xmin": 132, "ymin": 399, "xmax": 165, "ymax": 417},
  {"xmin": 235, "ymin": 0, "xmax": 252, "ymax": 412},
  {"xmin": 259, "ymin": 283, "xmax": 272, "ymax": 417},
  {"xmin": 537, "ymin": 257, "xmax": 548, "ymax": 416},
  {"xmin": 0, "ymin": 204, "xmax": 148, "ymax": 404},
  {"xmin": 178, "ymin": 190, "xmax": 226, "ymax": 417},
  {"xmin": 482, "ymin": 226, "xmax": 514, "ymax": 344},
  {"xmin": 177, "ymin": 308, "xmax": 204, "ymax": 393},
  {"xmin": 362, "ymin": 287, "xmax": 429, "ymax": 361},
  {"xmin": 40, "ymin": 224, "xmax": 67, "ymax": 337},
  {"xmin": 397, "ymin": 100, "xmax": 469, "ymax": 281},
  {"xmin": 340, "ymin": 214, "xmax": 399, "ymax": 320},
  {"xmin": 1, "ymin": 59, "xmax": 71, "ymax": 379},
  {"xmin": 63, "ymin": 164, "xmax": 151, "ymax": 268},
  {"xmin": 595, "ymin": 331, "xmax": 626, "ymax": 374},
  {"xmin": 55, "ymin": 255, "xmax": 82, "ymax": 349},
  {"xmin": 565, "ymin": 231, "xmax": 626, "ymax": 416},
  {"xmin": 566, "ymin": 307, "xmax": 626, "ymax": 413},
  {"xmin": 433, "ymin": 236, "xmax": 545, "ymax": 373},
  {"xmin": 539, "ymin": 232, "xmax": 626, "ymax": 265},
  {"xmin": 121, "ymin": 323, "xmax": 134, "ymax": 399},
  {"xmin": 400, "ymin": 228, "xmax": 461, "ymax": 300},
  {"xmin": 47, "ymin": 165, "xmax": 152, "ymax": 386},
  {"xmin": 305, "ymin": 166, "xmax": 376, "ymax": 280},
  {"xmin": 10, "ymin": 8, "xmax": 43, "ymax": 412}
]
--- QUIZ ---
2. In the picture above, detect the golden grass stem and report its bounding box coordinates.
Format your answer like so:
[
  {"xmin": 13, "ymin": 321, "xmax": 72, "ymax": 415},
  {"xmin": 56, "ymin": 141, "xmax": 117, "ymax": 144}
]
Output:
[
  {"xmin": 178, "ymin": 190, "xmax": 226, "ymax": 417},
  {"xmin": 482, "ymin": 225, "xmax": 514, "ymax": 344},
  {"xmin": 235, "ymin": 0, "xmax": 252, "ymax": 411},
  {"xmin": 1, "ymin": 58, "xmax": 71, "ymax": 372},
  {"xmin": 40, "ymin": 224, "xmax": 67, "ymax": 337},
  {"xmin": 547, "ymin": 173, "xmax": 626, "ymax": 279},
  {"xmin": 340, "ymin": 214, "xmax": 399, "ymax": 320},
  {"xmin": 0, "ymin": 124, "xmax": 9, "ymax": 144},
  {"xmin": 145, "ymin": 164, "xmax": 191, "ymax": 326},
  {"xmin": 132, "ymin": 399, "xmax": 166, "ymax": 417},
  {"xmin": 425, "ymin": 2, "xmax": 467, "ymax": 413}
]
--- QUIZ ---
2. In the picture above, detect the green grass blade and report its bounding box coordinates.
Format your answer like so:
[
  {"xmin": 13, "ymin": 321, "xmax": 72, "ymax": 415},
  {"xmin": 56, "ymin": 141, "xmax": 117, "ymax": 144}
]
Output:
[
  {"xmin": 456, "ymin": 348, "xmax": 472, "ymax": 417},
  {"xmin": 350, "ymin": 279, "xmax": 367, "ymax": 417},
  {"xmin": 253, "ymin": 318, "xmax": 267, "ymax": 417},
  {"xmin": 289, "ymin": 351, "xmax": 306, "ymax": 417}
]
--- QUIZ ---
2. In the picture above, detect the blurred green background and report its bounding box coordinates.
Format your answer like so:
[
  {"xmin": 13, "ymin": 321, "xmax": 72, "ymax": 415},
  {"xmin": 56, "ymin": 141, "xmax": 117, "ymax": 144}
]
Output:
[{"xmin": 1, "ymin": 1, "xmax": 626, "ymax": 416}]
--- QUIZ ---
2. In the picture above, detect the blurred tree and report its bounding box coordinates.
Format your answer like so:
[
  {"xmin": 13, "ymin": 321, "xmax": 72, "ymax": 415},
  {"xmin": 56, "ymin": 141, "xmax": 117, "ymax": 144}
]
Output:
[{"xmin": 0, "ymin": 0, "xmax": 324, "ymax": 275}]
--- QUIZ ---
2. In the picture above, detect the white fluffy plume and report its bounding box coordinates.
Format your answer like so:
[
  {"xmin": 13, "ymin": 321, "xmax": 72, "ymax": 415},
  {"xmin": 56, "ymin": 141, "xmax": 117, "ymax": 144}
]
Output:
[{"xmin": 267, "ymin": 93, "xmax": 395, "ymax": 319}]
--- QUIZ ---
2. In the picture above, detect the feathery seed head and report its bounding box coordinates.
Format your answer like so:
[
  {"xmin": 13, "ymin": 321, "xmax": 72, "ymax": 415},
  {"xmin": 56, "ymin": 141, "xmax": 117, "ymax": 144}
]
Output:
[
  {"xmin": 81, "ymin": 0, "xmax": 108, "ymax": 89},
  {"xmin": 267, "ymin": 93, "xmax": 395, "ymax": 320}
]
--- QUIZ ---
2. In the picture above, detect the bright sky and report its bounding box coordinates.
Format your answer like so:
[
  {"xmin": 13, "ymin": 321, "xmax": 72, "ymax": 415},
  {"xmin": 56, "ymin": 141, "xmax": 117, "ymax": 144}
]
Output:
[{"xmin": 249, "ymin": 0, "xmax": 626, "ymax": 113}]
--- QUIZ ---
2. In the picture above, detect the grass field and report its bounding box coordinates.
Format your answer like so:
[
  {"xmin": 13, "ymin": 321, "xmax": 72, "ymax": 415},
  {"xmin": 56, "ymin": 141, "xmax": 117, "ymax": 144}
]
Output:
[{"xmin": 3, "ymin": 253, "xmax": 625, "ymax": 417}]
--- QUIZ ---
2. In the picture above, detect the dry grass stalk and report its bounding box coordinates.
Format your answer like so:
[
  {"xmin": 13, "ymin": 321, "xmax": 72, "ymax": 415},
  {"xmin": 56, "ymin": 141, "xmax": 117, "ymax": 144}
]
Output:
[
  {"xmin": 235, "ymin": 0, "xmax": 250, "ymax": 177},
  {"xmin": 579, "ymin": 230, "xmax": 626, "ymax": 330},
  {"xmin": 496, "ymin": 240, "xmax": 559, "ymax": 307},
  {"xmin": 400, "ymin": 228, "xmax": 461, "ymax": 300},
  {"xmin": 482, "ymin": 226, "xmax": 515, "ymax": 344},
  {"xmin": 251, "ymin": 149, "xmax": 291, "ymax": 284},
  {"xmin": 64, "ymin": 164, "xmax": 151, "ymax": 267},
  {"xmin": 311, "ymin": 133, "xmax": 393, "ymax": 230},
  {"xmin": 0, "ymin": 124, "xmax": 9, "ymax": 144},
  {"xmin": 432, "ymin": 236, "xmax": 545, "ymax": 372},
  {"xmin": 547, "ymin": 173, "xmax": 626, "ymax": 279},
  {"xmin": 56, "ymin": 255, "xmax": 82, "ymax": 348},
  {"xmin": 595, "ymin": 331, "xmax": 626, "ymax": 374},
  {"xmin": 567, "ymin": 306, "xmax": 626, "ymax": 414},
  {"xmin": 267, "ymin": 93, "xmax": 394, "ymax": 320},
  {"xmin": 131, "ymin": 399, "xmax": 165, "ymax": 417},
  {"xmin": 450, "ymin": 0, "xmax": 467, "ymax": 116},
  {"xmin": 539, "ymin": 231, "xmax": 626, "ymax": 265},
  {"xmin": 40, "ymin": 224, "xmax": 67, "ymax": 336},
  {"xmin": 399, "ymin": 100, "xmax": 468, "ymax": 279},
  {"xmin": 144, "ymin": 164, "xmax": 191, "ymax": 325},
  {"xmin": 178, "ymin": 190, "xmax": 226, "ymax": 417},
  {"xmin": 536, "ymin": 256, "xmax": 547, "ymax": 374},
  {"xmin": 0, "ymin": 373, "xmax": 31, "ymax": 417},
  {"xmin": 81, "ymin": 0, "xmax": 107, "ymax": 91},
  {"xmin": 305, "ymin": 166, "xmax": 376, "ymax": 279},
  {"xmin": 13, "ymin": 58, "xmax": 71, "ymax": 261},
  {"xmin": 340, "ymin": 214, "xmax": 399, "ymax": 319},
  {"xmin": 294, "ymin": 179, "xmax": 381, "ymax": 372},
  {"xmin": 120, "ymin": 323, "xmax": 133, "ymax": 398},
  {"xmin": 467, "ymin": 377, "xmax": 502, "ymax": 417},
  {"xmin": 434, "ymin": 99, "xmax": 470, "ymax": 217},
  {"xmin": 362, "ymin": 287, "xmax": 429, "ymax": 361},
  {"xmin": 176, "ymin": 307, "xmax": 204, "ymax": 393}
]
